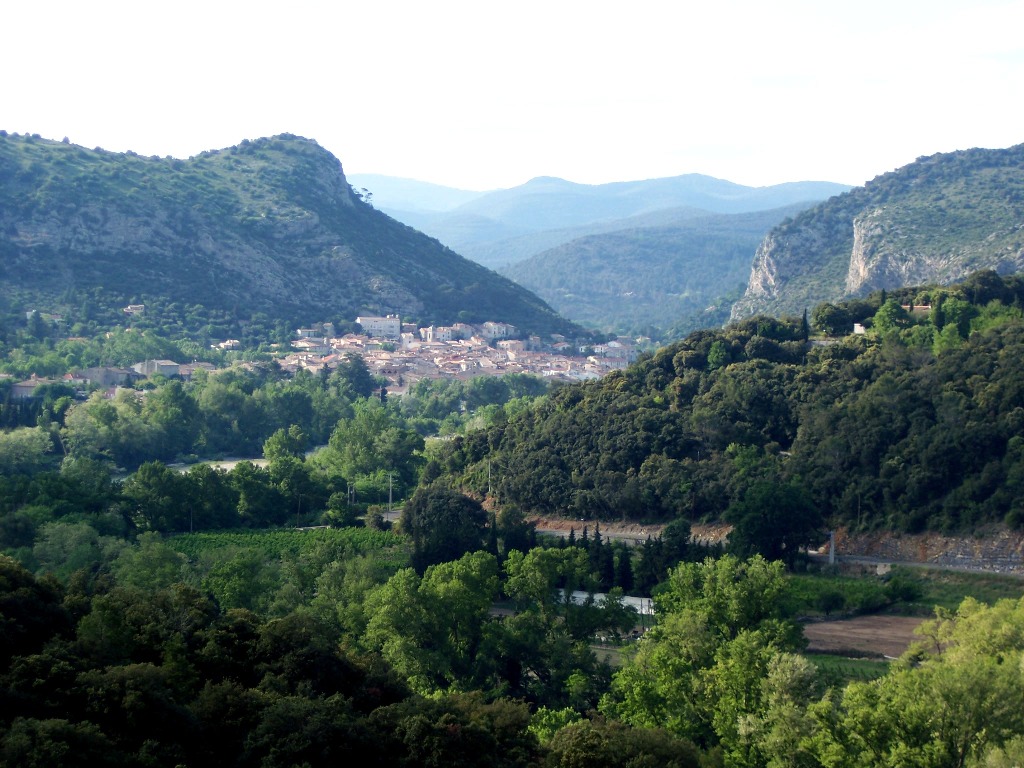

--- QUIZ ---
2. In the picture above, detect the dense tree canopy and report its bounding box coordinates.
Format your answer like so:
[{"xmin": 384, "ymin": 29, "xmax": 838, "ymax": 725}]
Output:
[{"xmin": 434, "ymin": 272, "xmax": 1024, "ymax": 536}]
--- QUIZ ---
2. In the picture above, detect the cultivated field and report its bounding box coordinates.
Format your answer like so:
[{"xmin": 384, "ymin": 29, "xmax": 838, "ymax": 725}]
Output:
[{"xmin": 802, "ymin": 615, "xmax": 925, "ymax": 659}]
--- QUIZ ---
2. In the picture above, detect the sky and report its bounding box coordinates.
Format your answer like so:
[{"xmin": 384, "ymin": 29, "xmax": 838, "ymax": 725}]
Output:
[{"xmin": 2, "ymin": 0, "xmax": 1023, "ymax": 191}]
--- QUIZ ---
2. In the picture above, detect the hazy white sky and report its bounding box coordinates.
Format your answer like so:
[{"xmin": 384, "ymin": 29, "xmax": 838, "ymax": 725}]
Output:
[{"xmin": 3, "ymin": 0, "xmax": 1022, "ymax": 190}]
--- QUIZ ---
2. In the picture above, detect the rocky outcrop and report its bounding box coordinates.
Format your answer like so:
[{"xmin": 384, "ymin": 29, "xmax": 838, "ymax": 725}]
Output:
[
  {"xmin": 832, "ymin": 526, "xmax": 1024, "ymax": 574},
  {"xmin": 731, "ymin": 143, "xmax": 1024, "ymax": 320}
]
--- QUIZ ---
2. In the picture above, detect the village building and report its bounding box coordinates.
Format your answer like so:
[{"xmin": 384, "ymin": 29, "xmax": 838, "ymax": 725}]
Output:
[
  {"xmin": 481, "ymin": 321, "xmax": 516, "ymax": 341},
  {"xmin": 73, "ymin": 366, "xmax": 139, "ymax": 388},
  {"xmin": 10, "ymin": 375, "xmax": 61, "ymax": 400},
  {"xmin": 355, "ymin": 315, "xmax": 402, "ymax": 339},
  {"xmin": 132, "ymin": 359, "xmax": 181, "ymax": 377}
]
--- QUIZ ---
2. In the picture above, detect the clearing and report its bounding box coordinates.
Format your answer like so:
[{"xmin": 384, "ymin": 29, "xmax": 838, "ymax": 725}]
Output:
[{"xmin": 802, "ymin": 615, "xmax": 925, "ymax": 659}]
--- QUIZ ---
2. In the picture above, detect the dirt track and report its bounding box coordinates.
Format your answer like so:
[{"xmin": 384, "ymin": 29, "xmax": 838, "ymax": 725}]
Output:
[{"xmin": 802, "ymin": 615, "xmax": 925, "ymax": 658}]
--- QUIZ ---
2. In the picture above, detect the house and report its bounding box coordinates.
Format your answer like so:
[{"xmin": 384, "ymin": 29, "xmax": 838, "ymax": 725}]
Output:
[
  {"xmin": 132, "ymin": 359, "xmax": 181, "ymax": 377},
  {"xmin": 481, "ymin": 321, "xmax": 516, "ymax": 341},
  {"xmin": 75, "ymin": 366, "xmax": 139, "ymax": 388},
  {"xmin": 122, "ymin": 304, "xmax": 145, "ymax": 316},
  {"xmin": 178, "ymin": 362, "xmax": 218, "ymax": 379},
  {"xmin": 420, "ymin": 325, "xmax": 454, "ymax": 343},
  {"xmin": 10, "ymin": 375, "xmax": 59, "ymax": 400},
  {"xmin": 292, "ymin": 337, "xmax": 330, "ymax": 355},
  {"xmin": 355, "ymin": 315, "xmax": 402, "ymax": 339}
]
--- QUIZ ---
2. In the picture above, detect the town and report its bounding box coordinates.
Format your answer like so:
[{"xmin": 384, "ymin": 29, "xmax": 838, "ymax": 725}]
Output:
[
  {"xmin": 4, "ymin": 311, "xmax": 641, "ymax": 400},
  {"xmin": 280, "ymin": 315, "xmax": 639, "ymax": 394}
]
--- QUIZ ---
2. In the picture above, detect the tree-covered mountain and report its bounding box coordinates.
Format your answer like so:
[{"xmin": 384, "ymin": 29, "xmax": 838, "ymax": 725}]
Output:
[
  {"xmin": 500, "ymin": 205, "xmax": 811, "ymax": 338},
  {"xmin": 433, "ymin": 270, "xmax": 1024, "ymax": 537},
  {"xmin": 732, "ymin": 143, "xmax": 1024, "ymax": 320},
  {"xmin": 358, "ymin": 173, "xmax": 851, "ymax": 270},
  {"xmin": 0, "ymin": 132, "xmax": 578, "ymax": 337}
]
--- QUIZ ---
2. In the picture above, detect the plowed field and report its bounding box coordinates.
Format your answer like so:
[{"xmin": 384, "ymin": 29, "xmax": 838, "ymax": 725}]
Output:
[{"xmin": 803, "ymin": 615, "xmax": 925, "ymax": 658}]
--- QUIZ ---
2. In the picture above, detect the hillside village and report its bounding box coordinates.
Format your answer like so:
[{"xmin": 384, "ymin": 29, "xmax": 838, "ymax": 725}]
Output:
[
  {"xmin": 3, "ymin": 312, "xmax": 640, "ymax": 401},
  {"xmin": 277, "ymin": 315, "xmax": 638, "ymax": 393}
]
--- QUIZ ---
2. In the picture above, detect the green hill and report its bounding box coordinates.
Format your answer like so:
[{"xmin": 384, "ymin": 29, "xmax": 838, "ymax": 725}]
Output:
[
  {"xmin": 732, "ymin": 143, "xmax": 1024, "ymax": 320},
  {"xmin": 433, "ymin": 271, "xmax": 1024, "ymax": 535},
  {"xmin": 501, "ymin": 205, "xmax": 810, "ymax": 338},
  {"xmin": 0, "ymin": 132, "xmax": 578, "ymax": 337}
]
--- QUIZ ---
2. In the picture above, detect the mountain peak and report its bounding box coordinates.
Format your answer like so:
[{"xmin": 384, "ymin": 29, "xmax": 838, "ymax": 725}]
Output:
[{"xmin": 0, "ymin": 132, "xmax": 578, "ymax": 336}]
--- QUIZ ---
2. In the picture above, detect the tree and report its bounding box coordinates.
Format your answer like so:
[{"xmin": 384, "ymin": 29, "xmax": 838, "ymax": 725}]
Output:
[
  {"xmin": 121, "ymin": 460, "xmax": 188, "ymax": 531},
  {"xmin": 363, "ymin": 551, "xmax": 500, "ymax": 693},
  {"xmin": 111, "ymin": 532, "xmax": 189, "ymax": 590},
  {"xmin": 871, "ymin": 298, "xmax": 911, "ymax": 337},
  {"xmin": 726, "ymin": 480, "xmax": 824, "ymax": 568},
  {"xmin": 318, "ymin": 399, "xmax": 424, "ymax": 492},
  {"xmin": 401, "ymin": 484, "xmax": 487, "ymax": 572},
  {"xmin": 811, "ymin": 302, "xmax": 851, "ymax": 336},
  {"xmin": 602, "ymin": 556, "xmax": 804, "ymax": 747},
  {"xmin": 262, "ymin": 425, "xmax": 307, "ymax": 463},
  {"xmin": 0, "ymin": 426, "xmax": 52, "ymax": 475}
]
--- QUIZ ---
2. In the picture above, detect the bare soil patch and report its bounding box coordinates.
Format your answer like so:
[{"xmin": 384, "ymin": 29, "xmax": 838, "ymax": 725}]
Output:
[{"xmin": 802, "ymin": 615, "xmax": 924, "ymax": 659}]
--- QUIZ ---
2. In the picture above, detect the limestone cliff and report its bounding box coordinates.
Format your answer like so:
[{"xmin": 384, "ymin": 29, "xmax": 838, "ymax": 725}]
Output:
[{"xmin": 731, "ymin": 143, "xmax": 1024, "ymax": 320}]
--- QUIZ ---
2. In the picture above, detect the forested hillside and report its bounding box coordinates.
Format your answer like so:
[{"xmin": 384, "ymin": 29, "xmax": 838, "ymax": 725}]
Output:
[
  {"xmin": 502, "ymin": 206, "xmax": 807, "ymax": 337},
  {"xmin": 732, "ymin": 143, "xmax": 1024, "ymax": 320},
  {"xmin": 435, "ymin": 270, "xmax": 1024, "ymax": 539},
  {"xmin": 0, "ymin": 132, "xmax": 577, "ymax": 337}
]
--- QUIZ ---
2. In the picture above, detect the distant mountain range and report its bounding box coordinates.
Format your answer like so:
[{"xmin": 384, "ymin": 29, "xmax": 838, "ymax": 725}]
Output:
[
  {"xmin": 351, "ymin": 174, "xmax": 849, "ymax": 337},
  {"xmin": 351, "ymin": 173, "xmax": 851, "ymax": 271},
  {"xmin": 731, "ymin": 143, "xmax": 1024, "ymax": 320},
  {"xmin": 357, "ymin": 145, "xmax": 1024, "ymax": 339},
  {"xmin": 0, "ymin": 133, "xmax": 579, "ymax": 338},
  {"xmin": 5, "ymin": 131, "xmax": 1018, "ymax": 347}
]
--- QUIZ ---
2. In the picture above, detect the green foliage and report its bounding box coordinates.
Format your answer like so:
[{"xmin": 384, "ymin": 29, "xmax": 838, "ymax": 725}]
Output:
[
  {"xmin": 543, "ymin": 717, "xmax": 701, "ymax": 767},
  {"xmin": 809, "ymin": 597, "xmax": 1024, "ymax": 768},
  {"xmin": 784, "ymin": 572, "xmax": 892, "ymax": 617},
  {"xmin": 601, "ymin": 555, "xmax": 806, "ymax": 753},
  {"xmin": 401, "ymin": 484, "xmax": 487, "ymax": 572},
  {"xmin": 726, "ymin": 480, "xmax": 824, "ymax": 567},
  {"xmin": 168, "ymin": 526, "xmax": 403, "ymax": 564},
  {"xmin": 364, "ymin": 551, "xmax": 501, "ymax": 694},
  {"xmin": 433, "ymin": 273, "xmax": 1024, "ymax": 535}
]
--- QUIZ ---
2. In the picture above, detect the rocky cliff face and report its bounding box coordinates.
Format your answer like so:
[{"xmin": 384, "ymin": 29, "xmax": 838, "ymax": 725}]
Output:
[{"xmin": 731, "ymin": 144, "xmax": 1024, "ymax": 320}]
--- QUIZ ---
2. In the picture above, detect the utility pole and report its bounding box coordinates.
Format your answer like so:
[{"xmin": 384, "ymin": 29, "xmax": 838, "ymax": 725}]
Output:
[{"xmin": 388, "ymin": 471, "xmax": 394, "ymax": 513}]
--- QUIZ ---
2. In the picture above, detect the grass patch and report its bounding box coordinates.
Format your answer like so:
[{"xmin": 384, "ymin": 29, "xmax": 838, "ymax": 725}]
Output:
[
  {"xmin": 784, "ymin": 571, "xmax": 892, "ymax": 617},
  {"xmin": 893, "ymin": 567, "xmax": 1024, "ymax": 613},
  {"xmin": 786, "ymin": 565, "xmax": 1024, "ymax": 618},
  {"xmin": 806, "ymin": 652, "xmax": 890, "ymax": 684}
]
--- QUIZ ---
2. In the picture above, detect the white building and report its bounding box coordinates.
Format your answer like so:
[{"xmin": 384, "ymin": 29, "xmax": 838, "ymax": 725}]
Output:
[{"xmin": 356, "ymin": 315, "xmax": 402, "ymax": 339}]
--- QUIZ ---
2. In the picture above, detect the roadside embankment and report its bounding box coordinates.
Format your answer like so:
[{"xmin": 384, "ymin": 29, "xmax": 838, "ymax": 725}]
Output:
[{"xmin": 532, "ymin": 517, "xmax": 1024, "ymax": 575}]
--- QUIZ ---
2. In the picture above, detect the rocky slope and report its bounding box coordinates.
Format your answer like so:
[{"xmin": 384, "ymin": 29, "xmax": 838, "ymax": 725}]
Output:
[
  {"xmin": 731, "ymin": 143, "xmax": 1024, "ymax": 320},
  {"xmin": 0, "ymin": 132, "xmax": 577, "ymax": 336}
]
